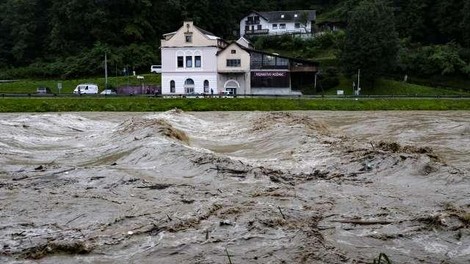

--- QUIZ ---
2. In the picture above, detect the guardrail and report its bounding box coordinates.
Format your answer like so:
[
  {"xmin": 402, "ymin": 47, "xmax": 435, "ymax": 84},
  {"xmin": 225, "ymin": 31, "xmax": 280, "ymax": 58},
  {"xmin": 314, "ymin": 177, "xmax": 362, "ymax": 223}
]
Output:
[{"xmin": 1, "ymin": 93, "xmax": 469, "ymax": 99}]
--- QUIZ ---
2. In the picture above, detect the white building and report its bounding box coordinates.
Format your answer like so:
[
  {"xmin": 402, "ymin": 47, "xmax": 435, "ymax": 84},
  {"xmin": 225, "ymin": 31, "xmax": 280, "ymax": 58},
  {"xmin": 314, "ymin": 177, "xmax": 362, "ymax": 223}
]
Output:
[
  {"xmin": 161, "ymin": 21, "xmax": 319, "ymax": 96},
  {"xmin": 239, "ymin": 10, "xmax": 316, "ymax": 37},
  {"xmin": 160, "ymin": 21, "xmax": 228, "ymax": 95}
]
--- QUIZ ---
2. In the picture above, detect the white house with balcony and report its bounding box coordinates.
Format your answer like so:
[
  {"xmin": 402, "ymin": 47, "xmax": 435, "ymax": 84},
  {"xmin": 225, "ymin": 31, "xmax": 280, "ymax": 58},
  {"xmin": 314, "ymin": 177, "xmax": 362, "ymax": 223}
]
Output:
[
  {"xmin": 160, "ymin": 21, "xmax": 228, "ymax": 95},
  {"xmin": 239, "ymin": 10, "xmax": 316, "ymax": 37}
]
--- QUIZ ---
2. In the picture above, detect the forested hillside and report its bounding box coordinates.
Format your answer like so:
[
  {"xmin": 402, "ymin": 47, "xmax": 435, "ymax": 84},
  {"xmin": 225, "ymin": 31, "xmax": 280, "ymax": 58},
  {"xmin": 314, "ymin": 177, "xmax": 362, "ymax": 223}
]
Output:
[{"xmin": 0, "ymin": 0, "xmax": 468, "ymax": 83}]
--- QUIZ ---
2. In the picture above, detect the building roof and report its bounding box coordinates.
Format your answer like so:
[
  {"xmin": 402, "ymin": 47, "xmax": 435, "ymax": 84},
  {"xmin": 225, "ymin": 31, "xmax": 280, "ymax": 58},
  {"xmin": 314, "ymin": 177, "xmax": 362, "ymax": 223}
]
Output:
[
  {"xmin": 217, "ymin": 41, "xmax": 318, "ymax": 67},
  {"xmin": 246, "ymin": 48, "xmax": 319, "ymax": 66},
  {"xmin": 162, "ymin": 22, "xmax": 219, "ymax": 41},
  {"xmin": 194, "ymin": 26, "xmax": 218, "ymax": 39},
  {"xmin": 254, "ymin": 10, "xmax": 316, "ymax": 23}
]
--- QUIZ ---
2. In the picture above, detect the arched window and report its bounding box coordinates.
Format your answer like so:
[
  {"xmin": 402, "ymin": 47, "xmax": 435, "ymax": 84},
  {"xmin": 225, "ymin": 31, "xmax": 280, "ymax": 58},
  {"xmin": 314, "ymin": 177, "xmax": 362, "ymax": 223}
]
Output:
[
  {"xmin": 184, "ymin": 78, "xmax": 194, "ymax": 94},
  {"xmin": 203, "ymin": 80, "xmax": 209, "ymax": 93},
  {"xmin": 170, "ymin": 80, "xmax": 175, "ymax": 93}
]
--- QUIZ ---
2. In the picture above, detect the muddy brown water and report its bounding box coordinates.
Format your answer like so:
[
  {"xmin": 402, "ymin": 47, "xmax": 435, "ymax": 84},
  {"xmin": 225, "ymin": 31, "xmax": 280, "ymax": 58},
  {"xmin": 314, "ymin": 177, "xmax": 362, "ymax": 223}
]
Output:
[{"xmin": 0, "ymin": 111, "xmax": 469, "ymax": 263}]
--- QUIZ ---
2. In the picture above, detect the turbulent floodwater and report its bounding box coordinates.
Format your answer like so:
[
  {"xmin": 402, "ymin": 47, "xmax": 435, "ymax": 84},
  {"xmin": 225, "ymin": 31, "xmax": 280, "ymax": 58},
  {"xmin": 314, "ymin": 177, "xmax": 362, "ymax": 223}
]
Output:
[{"xmin": 0, "ymin": 110, "xmax": 469, "ymax": 263}]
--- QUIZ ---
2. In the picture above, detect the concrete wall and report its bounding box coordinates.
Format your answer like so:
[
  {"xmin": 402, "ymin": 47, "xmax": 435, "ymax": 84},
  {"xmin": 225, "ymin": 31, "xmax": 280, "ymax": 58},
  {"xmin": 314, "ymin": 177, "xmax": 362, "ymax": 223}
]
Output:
[{"xmin": 251, "ymin": 88, "xmax": 301, "ymax": 95}]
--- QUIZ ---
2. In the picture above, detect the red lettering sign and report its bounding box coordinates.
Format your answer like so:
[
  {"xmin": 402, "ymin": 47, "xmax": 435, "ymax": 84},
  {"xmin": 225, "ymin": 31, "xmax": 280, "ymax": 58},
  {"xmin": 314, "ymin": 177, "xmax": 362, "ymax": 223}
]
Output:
[{"xmin": 254, "ymin": 72, "xmax": 286, "ymax": 77}]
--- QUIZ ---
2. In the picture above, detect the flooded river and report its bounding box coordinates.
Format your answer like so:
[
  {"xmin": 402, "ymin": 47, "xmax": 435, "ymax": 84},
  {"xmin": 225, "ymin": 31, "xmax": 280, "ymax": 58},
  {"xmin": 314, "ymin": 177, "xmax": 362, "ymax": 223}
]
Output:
[{"xmin": 0, "ymin": 111, "xmax": 469, "ymax": 263}]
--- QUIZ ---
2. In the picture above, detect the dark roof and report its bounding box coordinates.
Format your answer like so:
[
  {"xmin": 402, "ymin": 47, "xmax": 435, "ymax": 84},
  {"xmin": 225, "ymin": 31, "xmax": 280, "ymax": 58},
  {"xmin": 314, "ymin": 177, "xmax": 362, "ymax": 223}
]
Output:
[
  {"xmin": 256, "ymin": 10, "xmax": 316, "ymax": 23},
  {"xmin": 194, "ymin": 25, "xmax": 216, "ymax": 37},
  {"xmin": 217, "ymin": 42, "xmax": 318, "ymax": 66},
  {"xmin": 247, "ymin": 48, "xmax": 319, "ymax": 66}
]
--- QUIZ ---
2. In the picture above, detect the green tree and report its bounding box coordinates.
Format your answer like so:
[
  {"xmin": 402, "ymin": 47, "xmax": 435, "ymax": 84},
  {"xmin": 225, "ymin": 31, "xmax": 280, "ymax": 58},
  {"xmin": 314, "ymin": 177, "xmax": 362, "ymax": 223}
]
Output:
[
  {"xmin": 339, "ymin": 0, "xmax": 399, "ymax": 86},
  {"xmin": 395, "ymin": 0, "xmax": 430, "ymax": 42},
  {"xmin": 398, "ymin": 43, "xmax": 466, "ymax": 76},
  {"xmin": 433, "ymin": 0, "xmax": 464, "ymax": 43},
  {"xmin": 461, "ymin": 1, "xmax": 470, "ymax": 48},
  {"xmin": 0, "ymin": 0, "xmax": 49, "ymax": 65}
]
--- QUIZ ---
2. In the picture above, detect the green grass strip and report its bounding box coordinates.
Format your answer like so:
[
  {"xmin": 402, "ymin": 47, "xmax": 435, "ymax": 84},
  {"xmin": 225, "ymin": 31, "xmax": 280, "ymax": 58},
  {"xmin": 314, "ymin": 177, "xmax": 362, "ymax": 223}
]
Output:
[{"xmin": 0, "ymin": 98, "xmax": 469, "ymax": 112}]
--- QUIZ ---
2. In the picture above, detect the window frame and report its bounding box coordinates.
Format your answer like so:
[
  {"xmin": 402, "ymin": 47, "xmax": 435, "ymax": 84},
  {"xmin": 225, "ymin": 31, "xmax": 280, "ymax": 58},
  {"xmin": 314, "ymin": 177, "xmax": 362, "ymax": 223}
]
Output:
[
  {"xmin": 203, "ymin": 80, "xmax": 209, "ymax": 93},
  {"xmin": 226, "ymin": 59, "xmax": 241, "ymax": 67},
  {"xmin": 185, "ymin": 56, "xmax": 193, "ymax": 68},
  {"xmin": 195, "ymin": 56, "xmax": 201, "ymax": 68},
  {"xmin": 170, "ymin": 80, "xmax": 175, "ymax": 93},
  {"xmin": 177, "ymin": 56, "xmax": 184, "ymax": 68}
]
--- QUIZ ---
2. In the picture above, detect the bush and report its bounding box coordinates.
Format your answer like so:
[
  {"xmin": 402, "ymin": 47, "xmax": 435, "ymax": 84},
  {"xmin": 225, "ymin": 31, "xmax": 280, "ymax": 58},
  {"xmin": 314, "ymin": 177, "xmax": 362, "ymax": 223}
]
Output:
[
  {"xmin": 319, "ymin": 67, "xmax": 340, "ymax": 89},
  {"xmin": 398, "ymin": 43, "xmax": 468, "ymax": 77},
  {"xmin": 0, "ymin": 42, "xmax": 159, "ymax": 79}
]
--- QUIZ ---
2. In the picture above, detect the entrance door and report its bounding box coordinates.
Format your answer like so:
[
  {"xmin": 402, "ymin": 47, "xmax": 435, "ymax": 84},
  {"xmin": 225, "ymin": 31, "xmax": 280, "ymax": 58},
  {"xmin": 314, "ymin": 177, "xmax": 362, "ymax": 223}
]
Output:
[
  {"xmin": 203, "ymin": 80, "xmax": 209, "ymax": 94},
  {"xmin": 184, "ymin": 78, "xmax": 195, "ymax": 94},
  {"xmin": 226, "ymin": 88, "xmax": 236, "ymax": 95},
  {"xmin": 224, "ymin": 80, "xmax": 239, "ymax": 95}
]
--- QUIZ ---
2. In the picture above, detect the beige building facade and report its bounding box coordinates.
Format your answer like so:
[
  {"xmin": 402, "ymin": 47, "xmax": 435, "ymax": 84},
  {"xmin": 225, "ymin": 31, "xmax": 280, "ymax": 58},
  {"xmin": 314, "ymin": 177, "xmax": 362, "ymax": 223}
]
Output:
[{"xmin": 217, "ymin": 43, "xmax": 251, "ymax": 95}]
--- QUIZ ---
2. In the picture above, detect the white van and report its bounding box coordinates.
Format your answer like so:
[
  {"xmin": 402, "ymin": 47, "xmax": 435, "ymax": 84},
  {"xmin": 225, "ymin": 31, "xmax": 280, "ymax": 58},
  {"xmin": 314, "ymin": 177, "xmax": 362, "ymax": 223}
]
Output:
[
  {"xmin": 73, "ymin": 84, "xmax": 99, "ymax": 94},
  {"xmin": 150, "ymin": 65, "xmax": 161, "ymax": 74}
]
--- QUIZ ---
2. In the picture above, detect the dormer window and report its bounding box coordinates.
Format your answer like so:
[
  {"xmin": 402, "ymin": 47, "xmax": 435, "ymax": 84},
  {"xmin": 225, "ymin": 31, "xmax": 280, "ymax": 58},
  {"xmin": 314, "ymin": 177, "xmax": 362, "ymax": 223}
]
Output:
[{"xmin": 184, "ymin": 24, "xmax": 193, "ymax": 43}]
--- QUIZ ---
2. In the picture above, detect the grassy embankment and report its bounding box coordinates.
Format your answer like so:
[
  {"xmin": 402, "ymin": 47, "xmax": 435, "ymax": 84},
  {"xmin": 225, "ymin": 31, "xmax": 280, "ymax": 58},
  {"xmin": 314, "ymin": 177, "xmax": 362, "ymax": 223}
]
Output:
[
  {"xmin": 0, "ymin": 74, "xmax": 162, "ymax": 94},
  {"xmin": 1, "ymin": 97, "xmax": 469, "ymax": 112},
  {"xmin": 1, "ymin": 74, "xmax": 469, "ymax": 112}
]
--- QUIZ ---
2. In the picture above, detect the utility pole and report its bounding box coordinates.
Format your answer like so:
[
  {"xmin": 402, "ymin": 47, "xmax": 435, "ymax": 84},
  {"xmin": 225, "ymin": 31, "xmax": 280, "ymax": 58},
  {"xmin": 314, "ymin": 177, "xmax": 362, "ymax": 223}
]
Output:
[
  {"xmin": 104, "ymin": 52, "xmax": 108, "ymax": 89},
  {"xmin": 357, "ymin": 69, "xmax": 361, "ymax": 95}
]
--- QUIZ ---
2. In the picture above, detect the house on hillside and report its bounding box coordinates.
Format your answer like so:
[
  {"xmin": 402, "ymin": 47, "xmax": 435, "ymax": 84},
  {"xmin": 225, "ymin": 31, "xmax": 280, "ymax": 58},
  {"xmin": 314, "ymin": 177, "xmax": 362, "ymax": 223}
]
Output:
[
  {"xmin": 160, "ymin": 21, "xmax": 319, "ymax": 96},
  {"xmin": 239, "ymin": 10, "xmax": 316, "ymax": 38}
]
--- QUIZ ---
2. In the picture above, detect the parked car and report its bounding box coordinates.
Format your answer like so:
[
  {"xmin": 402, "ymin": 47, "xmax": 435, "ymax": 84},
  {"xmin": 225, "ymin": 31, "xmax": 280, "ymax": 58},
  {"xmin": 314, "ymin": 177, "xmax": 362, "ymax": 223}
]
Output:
[
  {"xmin": 36, "ymin": 86, "xmax": 51, "ymax": 94},
  {"xmin": 150, "ymin": 65, "xmax": 162, "ymax": 74},
  {"xmin": 100, "ymin": 89, "xmax": 117, "ymax": 95},
  {"xmin": 185, "ymin": 92, "xmax": 202, "ymax": 98},
  {"xmin": 220, "ymin": 91, "xmax": 235, "ymax": 98}
]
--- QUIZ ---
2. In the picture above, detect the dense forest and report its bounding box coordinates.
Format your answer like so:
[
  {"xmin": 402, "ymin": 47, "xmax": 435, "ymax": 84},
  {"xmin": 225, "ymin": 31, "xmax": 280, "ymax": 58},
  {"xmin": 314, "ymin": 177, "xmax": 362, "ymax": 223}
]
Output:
[{"xmin": 0, "ymin": 0, "xmax": 469, "ymax": 84}]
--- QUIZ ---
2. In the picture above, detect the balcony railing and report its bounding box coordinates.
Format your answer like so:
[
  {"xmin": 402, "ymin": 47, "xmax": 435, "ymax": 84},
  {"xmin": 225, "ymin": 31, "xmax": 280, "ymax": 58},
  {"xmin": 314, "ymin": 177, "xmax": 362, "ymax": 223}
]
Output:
[{"xmin": 245, "ymin": 29, "xmax": 269, "ymax": 35}]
